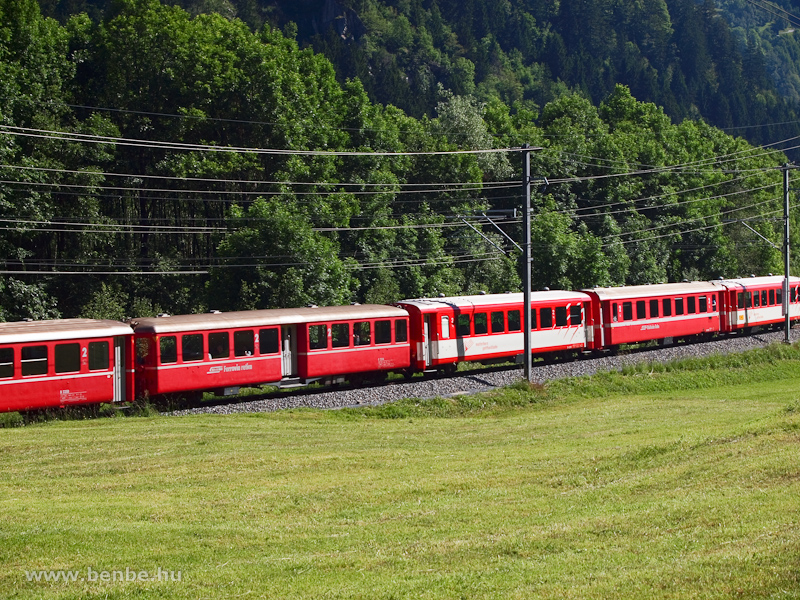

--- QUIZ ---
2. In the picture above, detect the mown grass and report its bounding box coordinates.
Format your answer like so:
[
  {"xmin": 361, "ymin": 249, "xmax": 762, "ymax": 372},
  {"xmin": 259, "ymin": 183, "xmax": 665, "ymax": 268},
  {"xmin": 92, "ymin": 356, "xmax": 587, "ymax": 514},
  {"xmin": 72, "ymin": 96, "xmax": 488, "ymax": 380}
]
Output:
[{"xmin": 1, "ymin": 344, "xmax": 799, "ymax": 599}]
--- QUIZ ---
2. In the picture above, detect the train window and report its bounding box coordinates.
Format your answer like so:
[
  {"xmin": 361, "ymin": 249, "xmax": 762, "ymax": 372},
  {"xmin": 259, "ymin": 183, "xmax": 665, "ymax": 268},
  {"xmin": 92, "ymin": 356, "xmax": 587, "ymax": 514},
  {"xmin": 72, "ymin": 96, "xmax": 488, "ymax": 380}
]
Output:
[
  {"xmin": 234, "ymin": 330, "xmax": 255, "ymax": 356},
  {"xmin": 555, "ymin": 306, "xmax": 567, "ymax": 327},
  {"xmin": 160, "ymin": 336, "xmax": 177, "ymax": 364},
  {"xmin": 699, "ymin": 296, "xmax": 708, "ymax": 313},
  {"xmin": 712, "ymin": 295, "xmax": 717, "ymax": 311},
  {"xmin": 570, "ymin": 305, "xmax": 582, "ymax": 325},
  {"xmin": 508, "ymin": 310, "xmax": 521, "ymax": 332},
  {"xmin": 761, "ymin": 290, "xmax": 768, "ymax": 306},
  {"xmin": 737, "ymin": 293, "xmax": 745, "ymax": 309},
  {"xmin": 745, "ymin": 292, "xmax": 753, "ymax": 308},
  {"xmin": 687, "ymin": 297, "xmax": 696, "ymax": 314},
  {"xmin": 440, "ymin": 316, "xmax": 450, "ymax": 339},
  {"xmin": 182, "ymin": 334, "xmax": 204, "ymax": 362},
  {"xmin": 136, "ymin": 338, "xmax": 152, "ymax": 365},
  {"xmin": 375, "ymin": 320, "xmax": 392, "ymax": 345},
  {"xmin": 354, "ymin": 322, "xmax": 371, "ymax": 345},
  {"xmin": 21, "ymin": 345, "xmax": 48, "ymax": 376},
  {"xmin": 474, "ymin": 313, "xmax": 488, "ymax": 335},
  {"xmin": 769, "ymin": 290, "xmax": 776, "ymax": 306},
  {"xmin": 456, "ymin": 314, "xmax": 471, "ymax": 337},
  {"xmin": 331, "ymin": 323, "xmax": 350, "ymax": 348},
  {"xmin": 650, "ymin": 299, "xmax": 659, "ymax": 318},
  {"xmin": 259, "ymin": 329, "xmax": 279, "ymax": 354},
  {"xmin": 395, "ymin": 320, "xmax": 408, "ymax": 343},
  {"xmin": 309, "ymin": 325, "xmax": 328, "ymax": 350},
  {"xmin": 622, "ymin": 302, "xmax": 633, "ymax": 321},
  {"xmin": 0, "ymin": 347, "xmax": 13, "ymax": 378},
  {"xmin": 209, "ymin": 332, "xmax": 230, "ymax": 359},
  {"xmin": 612, "ymin": 303, "xmax": 618, "ymax": 321},
  {"xmin": 55, "ymin": 343, "xmax": 81, "ymax": 374},
  {"xmin": 663, "ymin": 298, "xmax": 672, "ymax": 317},
  {"xmin": 89, "ymin": 341, "xmax": 110, "ymax": 371},
  {"xmin": 675, "ymin": 298, "xmax": 684, "ymax": 315},
  {"xmin": 777, "ymin": 289, "xmax": 783, "ymax": 306},
  {"xmin": 530, "ymin": 308, "xmax": 538, "ymax": 330},
  {"xmin": 540, "ymin": 308, "xmax": 553, "ymax": 328},
  {"xmin": 793, "ymin": 288, "xmax": 798, "ymax": 303},
  {"xmin": 491, "ymin": 311, "xmax": 505, "ymax": 333},
  {"xmin": 753, "ymin": 292, "xmax": 760, "ymax": 307},
  {"xmin": 636, "ymin": 301, "xmax": 646, "ymax": 320}
]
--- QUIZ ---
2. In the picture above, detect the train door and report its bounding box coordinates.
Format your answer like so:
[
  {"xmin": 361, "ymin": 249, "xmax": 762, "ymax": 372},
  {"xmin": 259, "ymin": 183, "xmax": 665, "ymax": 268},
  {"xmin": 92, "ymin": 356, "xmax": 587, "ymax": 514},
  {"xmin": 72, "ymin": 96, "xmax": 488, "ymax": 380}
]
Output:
[
  {"xmin": 281, "ymin": 325, "xmax": 297, "ymax": 377},
  {"xmin": 423, "ymin": 315, "xmax": 432, "ymax": 367},
  {"xmin": 113, "ymin": 336, "xmax": 127, "ymax": 402}
]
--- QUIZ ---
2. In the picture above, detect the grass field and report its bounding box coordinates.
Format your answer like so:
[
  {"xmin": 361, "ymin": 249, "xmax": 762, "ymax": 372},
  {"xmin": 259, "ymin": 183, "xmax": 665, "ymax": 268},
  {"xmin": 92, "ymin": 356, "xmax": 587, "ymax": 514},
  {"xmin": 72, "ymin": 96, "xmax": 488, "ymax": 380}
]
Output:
[{"xmin": 1, "ymin": 345, "xmax": 799, "ymax": 599}]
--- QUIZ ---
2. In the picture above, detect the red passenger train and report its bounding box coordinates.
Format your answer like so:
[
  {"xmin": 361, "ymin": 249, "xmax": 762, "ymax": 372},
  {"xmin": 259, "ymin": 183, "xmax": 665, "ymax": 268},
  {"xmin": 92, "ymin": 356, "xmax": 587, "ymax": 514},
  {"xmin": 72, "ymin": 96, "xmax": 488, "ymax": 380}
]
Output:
[{"xmin": 1, "ymin": 275, "xmax": 798, "ymax": 412}]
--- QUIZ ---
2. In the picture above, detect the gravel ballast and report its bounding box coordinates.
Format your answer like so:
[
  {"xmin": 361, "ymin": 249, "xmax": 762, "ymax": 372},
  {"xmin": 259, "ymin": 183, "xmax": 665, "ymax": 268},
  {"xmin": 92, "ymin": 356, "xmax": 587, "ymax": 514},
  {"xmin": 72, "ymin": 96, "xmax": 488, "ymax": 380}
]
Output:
[{"xmin": 166, "ymin": 329, "xmax": 799, "ymax": 416}]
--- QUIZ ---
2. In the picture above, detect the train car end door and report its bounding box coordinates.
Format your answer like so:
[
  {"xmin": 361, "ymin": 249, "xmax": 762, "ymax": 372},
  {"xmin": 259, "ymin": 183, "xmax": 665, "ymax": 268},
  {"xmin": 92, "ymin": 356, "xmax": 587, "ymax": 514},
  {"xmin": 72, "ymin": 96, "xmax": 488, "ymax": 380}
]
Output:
[{"xmin": 281, "ymin": 325, "xmax": 297, "ymax": 377}]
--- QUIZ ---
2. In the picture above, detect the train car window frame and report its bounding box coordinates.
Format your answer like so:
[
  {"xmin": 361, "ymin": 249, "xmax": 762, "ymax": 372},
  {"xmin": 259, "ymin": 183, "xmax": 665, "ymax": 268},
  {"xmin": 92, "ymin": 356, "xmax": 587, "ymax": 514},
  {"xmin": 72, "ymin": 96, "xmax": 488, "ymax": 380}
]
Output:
[
  {"xmin": 675, "ymin": 298, "xmax": 685, "ymax": 315},
  {"xmin": 491, "ymin": 311, "xmax": 505, "ymax": 333},
  {"xmin": 687, "ymin": 296, "xmax": 696, "ymax": 314},
  {"xmin": 753, "ymin": 292, "xmax": 760, "ymax": 307},
  {"xmin": 21, "ymin": 345, "xmax": 48, "ymax": 376},
  {"xmin": 570, "ymin": 305, "xmax": 582, "ymax": 325},
  {"xmin": 636, "ymin": 301, "xmax": 646, "ymax": 320},
  {"xmin": 474, "ymin": 313, "xmax": 488, "ymax": 335},
  {"xmin": 258, "ymin": 328, "xmax": 280, "ymax": 354},
  {"xmin": 354, "ymin": 321, "xmax": 371, "ymax": 346},
  {"xmin": 331, "ymin": 323, "xmax": 350, "ymax": 348},
  {"xmin": 622, "ymin": 302, "xmax": 633, "ymax": 321},
  {"xmin": 777, "ymin": 289, "xmax": 783, "ymax": 306},
  {"xmin": 770, "ymin": 289, "xmax": 776, "ymax": 306},
  {"xmin": 375, "ymin": 320, "xmax": 392, "ymax": 345},
  {"xmin": 88, "ymin": 341, "xmax": 110, "ymax": 371},
  {"xmin": 0, "ymin": 347, "xmax": 13, "ymax": 378},
  {"xmin": 160, "ymin": 336, "xmax": 177, "ymax": 364},
  {"xmin": 761, "ymin": 290, "xmax": 768, "ymax": 306},
  {"xmin": 55, "ymin": 343, "xmax": 81, "ymax": 374},
  {"xmin": 737, "ymin": 292, "xmax": 745, "ymax": 309},
  {"xmin": 555, "ymin": 306, "xmax": 568, "ymax": 327},
  {"xmin": 530, "ymin": 308, "xmax": 538, "ymax": 330},
  {"xmin": 712, "ymin": 295, "xmax": 717, "ymax": 311},
  {"xmin": 699, "ymin": 296, "xmax": 708, "ymax": 313},
  {"xmin": 456, "ymin": 314, "xmax": 471, "ymax": 337},
  {"xmin": 308, "ymin": 324, "xmax": 328, "ymax": 350},
  {"xmin": 650, "ymin": 299, "xmax": 659, "ymax": 318},
  {"xmin": 746, "ymin": 292, "xmax": 753, "ymax": 308},
  {"xmin": 182, "ymin": 334, "xmax": 204, "ymax": 362},
  {"xmin": 612, "ymin": 302, "xmax": 618, "ymax": 322},
  {"xmin": 395, "ymin": 319, "xmax": 408, "ymax": 343},
  {"xmin": 540, "ymin": 307, "xmax": 553, "ymax": 329},
  {"xmin": 663, "ymin": 298, "xmax": 672, "ymax": 317},
  {"xmin": 440, "ymin": 316, "xmax": 450, "ymax": 340},
  {"xmin": 234, "ymin": 330, "xmax": 255, "ymax": 357},
  {"xmin": 209, "ymin": 332, "xmax": 230, "ymax": 359},
  {"xmin": 508, "ymin": 310, "xmax": 521, "ymax": 332}
]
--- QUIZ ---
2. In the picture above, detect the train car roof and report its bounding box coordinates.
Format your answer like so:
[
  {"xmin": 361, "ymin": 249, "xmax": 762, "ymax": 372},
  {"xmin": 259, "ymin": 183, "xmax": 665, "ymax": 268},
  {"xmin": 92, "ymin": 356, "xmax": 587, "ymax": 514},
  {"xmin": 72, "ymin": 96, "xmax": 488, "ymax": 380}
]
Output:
[
  {"xmin": 129, "ymin": 304, "xmax": 409, "ymax": 335},
  {"xmin": 582, "ymin": 281, "xmax": 722, "ymax": 300},
  {"xmin": 717, "ymin": 275, "xmax": 800, "ymax": 288},
  {"xmin": 396, "ymin": 290, "xmax": 591, "ymax": 312},
  {"xmin": 0, "ymin": 319, "xmax": 133, "ymax": 345}
]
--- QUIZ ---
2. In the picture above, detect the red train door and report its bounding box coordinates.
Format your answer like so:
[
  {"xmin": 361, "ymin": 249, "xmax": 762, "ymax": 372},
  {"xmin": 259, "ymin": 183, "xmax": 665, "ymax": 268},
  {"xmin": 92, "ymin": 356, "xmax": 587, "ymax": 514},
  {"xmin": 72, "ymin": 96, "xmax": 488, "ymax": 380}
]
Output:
[
  {"xmin": 113, "ymin": 336, "xmax": 127, "ymax": 402},
  {"xmin": 281, "ymin": 325, "xmax": 297, "ymax": 377}
]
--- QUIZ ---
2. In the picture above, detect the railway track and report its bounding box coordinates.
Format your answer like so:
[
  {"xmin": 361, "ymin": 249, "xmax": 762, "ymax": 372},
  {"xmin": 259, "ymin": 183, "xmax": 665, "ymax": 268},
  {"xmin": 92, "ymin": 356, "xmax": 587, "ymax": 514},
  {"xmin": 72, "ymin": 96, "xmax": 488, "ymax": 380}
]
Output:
[{"xmin": 164, "ymin": 327, "xmax": 800, "ymax": 416}]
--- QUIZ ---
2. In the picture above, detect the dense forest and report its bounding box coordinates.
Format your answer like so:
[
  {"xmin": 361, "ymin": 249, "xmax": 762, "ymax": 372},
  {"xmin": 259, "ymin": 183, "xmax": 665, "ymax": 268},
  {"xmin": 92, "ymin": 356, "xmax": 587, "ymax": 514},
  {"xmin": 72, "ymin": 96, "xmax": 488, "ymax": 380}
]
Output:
[{"xmin": 0, "ymin": 0, "xmax": 796, "ymax": 320}]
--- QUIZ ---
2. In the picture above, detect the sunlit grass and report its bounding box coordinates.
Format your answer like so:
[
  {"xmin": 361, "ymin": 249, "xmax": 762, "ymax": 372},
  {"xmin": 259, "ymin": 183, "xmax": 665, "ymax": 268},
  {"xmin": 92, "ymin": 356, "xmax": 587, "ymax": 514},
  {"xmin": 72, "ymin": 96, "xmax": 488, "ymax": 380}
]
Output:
[{"xmin": 1, "ymin": 344, "xmax": 799, "ymax": 599}]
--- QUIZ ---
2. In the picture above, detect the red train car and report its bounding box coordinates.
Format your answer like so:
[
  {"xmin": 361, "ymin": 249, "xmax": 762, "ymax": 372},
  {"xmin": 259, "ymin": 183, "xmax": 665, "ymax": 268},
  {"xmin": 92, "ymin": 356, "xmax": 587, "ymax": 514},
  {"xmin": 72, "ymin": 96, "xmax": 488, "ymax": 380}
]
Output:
[
  {"xmin": 582, "ymin": 282, "xmax": 721, "ymax": 350},
  {"xmin": 716, "ymin": 275, "xmax": 800, "ymax": 333},
  {"xmin": 130, "ymin": 304, "xmax": 410, "ymax": 398},
  {"xmin": 396, "ymin": 291, "xmax": 592, "ymax": 373},
  {"xmin": 0, "ymin": 319, "xmax": 134, "ymax": 412}
]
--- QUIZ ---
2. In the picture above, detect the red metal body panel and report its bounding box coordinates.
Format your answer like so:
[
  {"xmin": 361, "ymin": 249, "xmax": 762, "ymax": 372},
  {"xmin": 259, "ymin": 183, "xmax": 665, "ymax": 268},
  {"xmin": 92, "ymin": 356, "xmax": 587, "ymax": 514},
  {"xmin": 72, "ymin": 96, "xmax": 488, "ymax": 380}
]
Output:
[
  {"xmin": 130, "ymin": 305, "xmax": 410, "ymax": 396},
  {"xmin": 0, "ymin": 319, "xmax": 134, "ymax": 412},
  {"xmin": 716, "ymin": 276, "xmax": 800, "ymax": 332},
  {"xmin": 582, "ymin": 282, "xmax": 721, "ymax": 348},
  {"xmin": 298, "ymin": 318, "xmax": 411, "ymax": 378},
  {"xmin": 397, "ymin": 291, "xmax": 591, "ymax": 370}
]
